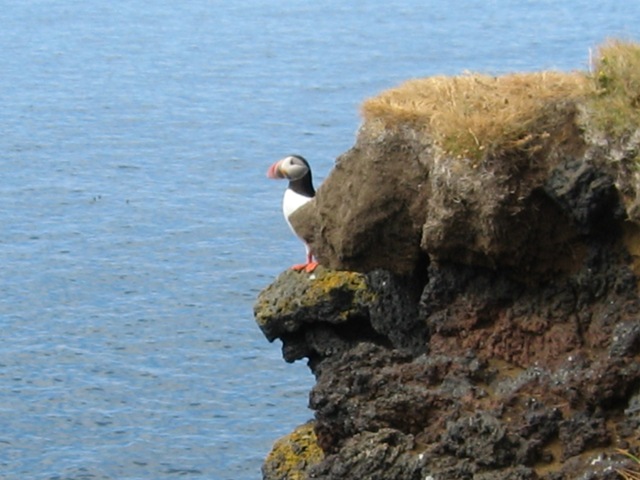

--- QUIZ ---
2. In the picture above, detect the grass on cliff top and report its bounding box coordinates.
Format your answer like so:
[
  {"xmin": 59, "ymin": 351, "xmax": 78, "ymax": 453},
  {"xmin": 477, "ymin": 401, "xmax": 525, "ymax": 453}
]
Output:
[
  {"xmin": 362, "ymin": 39, "xmax": 640, "ymax": 161},
  {"xmin": 589, "ymin": 40, "xmax": 640, "ymax": 139}
]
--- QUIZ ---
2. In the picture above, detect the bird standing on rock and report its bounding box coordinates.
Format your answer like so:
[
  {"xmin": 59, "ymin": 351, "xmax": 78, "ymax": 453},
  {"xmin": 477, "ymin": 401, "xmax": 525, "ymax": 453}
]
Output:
[{"xmin": 266, "ymin": 154, "xmax": 319, "ymax": 273}]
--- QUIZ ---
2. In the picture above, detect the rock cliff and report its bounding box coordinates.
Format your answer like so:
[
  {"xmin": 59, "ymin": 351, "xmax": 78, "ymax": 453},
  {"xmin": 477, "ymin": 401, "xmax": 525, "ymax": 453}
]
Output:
[{"xmin": 254, "ymin": 41, "xmax": 640, "ymax": 479}]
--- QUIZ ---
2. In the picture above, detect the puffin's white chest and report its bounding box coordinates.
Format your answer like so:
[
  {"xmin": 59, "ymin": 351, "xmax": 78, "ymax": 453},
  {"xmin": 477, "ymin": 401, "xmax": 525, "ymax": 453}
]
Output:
[{"xmin": 282, "ymin": 188, "xmax": 312, "ymax": 233}]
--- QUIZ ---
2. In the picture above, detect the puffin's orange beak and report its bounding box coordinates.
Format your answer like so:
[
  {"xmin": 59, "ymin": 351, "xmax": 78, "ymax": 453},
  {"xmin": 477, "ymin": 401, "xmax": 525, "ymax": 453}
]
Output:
[{"xmin": 266, "ymin": 160, "xmax": 286, "ymax": 179}]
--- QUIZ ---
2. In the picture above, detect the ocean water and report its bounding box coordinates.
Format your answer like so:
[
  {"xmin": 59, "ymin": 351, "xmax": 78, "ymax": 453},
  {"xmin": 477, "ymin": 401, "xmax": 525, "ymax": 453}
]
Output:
[{"xmin": 0, "ymin": 1, "xmax": 638, "ymax": 479}]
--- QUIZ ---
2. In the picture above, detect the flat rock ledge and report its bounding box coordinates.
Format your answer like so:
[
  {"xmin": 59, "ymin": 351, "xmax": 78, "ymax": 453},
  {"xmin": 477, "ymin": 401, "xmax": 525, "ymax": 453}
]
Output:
[{"xmin": 255, "ymin": 46, "xmax": 640, "ymax": 480}]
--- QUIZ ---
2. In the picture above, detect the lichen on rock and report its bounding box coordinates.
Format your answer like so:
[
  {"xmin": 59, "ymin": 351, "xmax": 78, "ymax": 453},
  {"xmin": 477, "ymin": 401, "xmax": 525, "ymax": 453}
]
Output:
[
  {"xmin": 262, "ymin": 422, "xmax": 324, "ymax": 480},
  {"xmin": 255, "ymin": 40, "xmax": 640, "ymax": 480},
  {"xmin": 254, "ymin": 267, "xmax": 375, "ymax": 339}
]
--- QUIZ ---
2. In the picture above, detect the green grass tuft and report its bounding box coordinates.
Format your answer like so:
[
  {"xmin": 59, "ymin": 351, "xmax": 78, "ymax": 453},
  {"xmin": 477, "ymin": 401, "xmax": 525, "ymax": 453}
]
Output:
[
  {"xmin": 617, "ymin": 448, "xmax": 640, "ymax": 480},
  {"xmin": 588, "ymin": 39, "xmax": 640, "ymax": 140}
]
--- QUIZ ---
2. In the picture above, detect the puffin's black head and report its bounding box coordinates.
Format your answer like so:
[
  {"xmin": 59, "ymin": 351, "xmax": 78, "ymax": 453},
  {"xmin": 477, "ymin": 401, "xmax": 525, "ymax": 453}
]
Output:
[
  {"xmin": 267, "ymin": 155, "xmax": 310, "ymax": 181},
  {"xmin": 267, "ymin": 154, "xmax": 315, "ymax": 197}
]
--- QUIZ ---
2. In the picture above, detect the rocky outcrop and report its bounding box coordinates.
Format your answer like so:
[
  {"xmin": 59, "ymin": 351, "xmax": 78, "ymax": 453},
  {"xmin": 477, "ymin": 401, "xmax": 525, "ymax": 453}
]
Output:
[{"xmin": 254, "ymin": 42, "xmax": 640, "ymax": 479}]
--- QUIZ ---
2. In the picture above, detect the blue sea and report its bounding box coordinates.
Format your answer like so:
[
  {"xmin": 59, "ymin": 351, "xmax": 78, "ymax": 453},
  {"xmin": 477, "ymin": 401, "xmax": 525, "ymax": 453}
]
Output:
[{"xmin": 0, "ymin": 1, "xmax": 637, "ymax": 479}]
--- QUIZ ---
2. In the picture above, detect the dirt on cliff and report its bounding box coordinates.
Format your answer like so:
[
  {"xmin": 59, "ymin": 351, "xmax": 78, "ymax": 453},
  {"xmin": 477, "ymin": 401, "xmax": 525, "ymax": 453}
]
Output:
[{"xmin": 255, "ymin": 40, "xmax": 640, "ymax": 480}]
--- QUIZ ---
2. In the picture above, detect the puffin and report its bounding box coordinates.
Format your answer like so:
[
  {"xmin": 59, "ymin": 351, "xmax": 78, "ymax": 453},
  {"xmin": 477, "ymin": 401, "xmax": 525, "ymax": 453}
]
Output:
[{"xmin": 267, "ymin": 154, "xmax": 319, "ymax": 273}]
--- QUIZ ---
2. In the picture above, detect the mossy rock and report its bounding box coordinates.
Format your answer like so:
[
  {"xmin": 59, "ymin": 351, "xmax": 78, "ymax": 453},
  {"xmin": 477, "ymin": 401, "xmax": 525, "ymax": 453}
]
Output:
[
  {"xmin": 262, "ymin": 422, "xmax": 324, "ymax": 480},
  {"xmin": 254, "ymin": 267, "xmax": 377, "ymax": 342}
]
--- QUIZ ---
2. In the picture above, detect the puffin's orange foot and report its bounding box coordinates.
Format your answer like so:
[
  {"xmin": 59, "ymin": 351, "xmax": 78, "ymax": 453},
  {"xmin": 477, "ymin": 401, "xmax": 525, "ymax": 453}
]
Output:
[
  {"xmin": 291, "ymin": 261, "xmax": 319, "ymax": 273},
  {"xmin": 304, "ymin": 261, "xmax": 319, "ymax": 273}
]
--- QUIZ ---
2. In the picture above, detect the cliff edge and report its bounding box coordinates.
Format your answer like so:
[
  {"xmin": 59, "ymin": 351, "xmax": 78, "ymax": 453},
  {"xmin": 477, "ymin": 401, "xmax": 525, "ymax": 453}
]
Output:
[{"xmin": 254, "ymin": 40, "xmax": 640, "ymax": 480}]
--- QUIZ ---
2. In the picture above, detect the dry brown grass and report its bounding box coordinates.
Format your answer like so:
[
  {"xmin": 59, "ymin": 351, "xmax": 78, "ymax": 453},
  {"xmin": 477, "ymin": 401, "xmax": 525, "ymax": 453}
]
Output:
[
  {"xmin": 362, "ymin": 72, "xmax": 590, "ymax": 160},
  {"xmin": 361, "ymin": 39, "xmax": 640, "ymax": 161}
]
